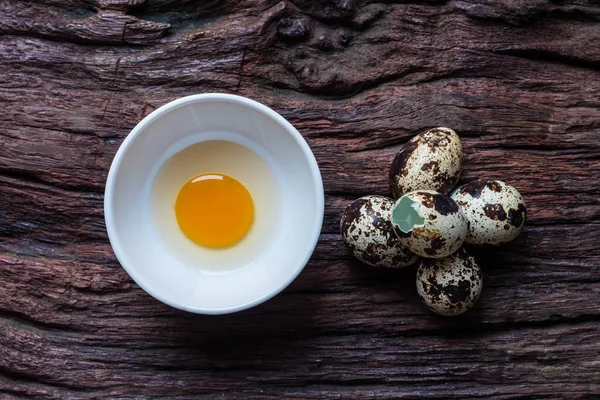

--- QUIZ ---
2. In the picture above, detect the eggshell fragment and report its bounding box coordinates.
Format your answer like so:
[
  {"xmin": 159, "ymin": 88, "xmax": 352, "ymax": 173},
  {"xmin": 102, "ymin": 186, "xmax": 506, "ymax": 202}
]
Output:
[{"xmin": 391, "ymin": 190, "xmax": 468, "ymax": 259}]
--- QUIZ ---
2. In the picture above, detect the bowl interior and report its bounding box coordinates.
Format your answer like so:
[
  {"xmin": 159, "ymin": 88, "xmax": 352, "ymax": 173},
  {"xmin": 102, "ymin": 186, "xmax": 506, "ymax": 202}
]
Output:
[{"xmin": 105, "ymin": 95, "xmax": 324, "ymax": 313}]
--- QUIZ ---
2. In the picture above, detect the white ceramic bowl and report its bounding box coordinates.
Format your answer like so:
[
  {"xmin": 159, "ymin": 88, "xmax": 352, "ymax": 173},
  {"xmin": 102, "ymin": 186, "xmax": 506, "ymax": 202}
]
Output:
[{"xmin": 104, "ymin": 94, "xmax": 324, "ymax": 314}]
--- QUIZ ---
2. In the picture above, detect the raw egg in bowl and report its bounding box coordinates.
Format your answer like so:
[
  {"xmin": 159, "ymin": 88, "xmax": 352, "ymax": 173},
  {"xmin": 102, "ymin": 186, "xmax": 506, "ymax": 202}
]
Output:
[{"xmin": 104, "ymin": 94, "xmax": 324, "ymax": 314}]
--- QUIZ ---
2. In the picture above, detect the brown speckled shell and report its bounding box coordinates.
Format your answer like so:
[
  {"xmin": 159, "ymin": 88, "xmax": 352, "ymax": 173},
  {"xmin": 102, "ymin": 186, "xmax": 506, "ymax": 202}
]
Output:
[
  {"xmin": 451, "ymin": 180, "xmax": 526, "ymax": 245},
  {"xmin": 416, "ymin": 248, "xmax": 483, "ymax": 316},
  {"xmin": 340, "ymin": 195, "xmax": 418, "ymax": 268},
  {"xmin": 389, "ymin": 127, "xmax": 463, "ymax": 199},
  {"xmin": 391, "ymin": 190, "xmax": 468, "ymax": 259}
]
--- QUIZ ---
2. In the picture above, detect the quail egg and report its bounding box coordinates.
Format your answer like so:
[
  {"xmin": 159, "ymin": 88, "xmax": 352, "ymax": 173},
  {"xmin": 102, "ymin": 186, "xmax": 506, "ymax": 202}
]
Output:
[
  {"xmin": 389, "ymin": 127, "xmax": 463, "ymax": 198},
  {"xmin": 340, "ymin": 195, "xmax": 419, "ymax": 268},
  {"xmin": 416, "ymin": 248, "xmax": 483, "ymax": 316},
  {"xmin": 390, "ymin": 190, "xmax": 468, "ymax": 258},
  {"xmin": 451, "ymin": 180, "xmax": 526, "ymax": 245}
]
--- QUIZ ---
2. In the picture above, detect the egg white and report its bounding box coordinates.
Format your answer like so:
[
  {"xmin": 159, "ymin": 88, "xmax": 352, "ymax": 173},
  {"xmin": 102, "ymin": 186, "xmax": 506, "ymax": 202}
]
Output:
[{"xmin": 149, "ymin": 135, "xmax": 283, "ymax": 274}]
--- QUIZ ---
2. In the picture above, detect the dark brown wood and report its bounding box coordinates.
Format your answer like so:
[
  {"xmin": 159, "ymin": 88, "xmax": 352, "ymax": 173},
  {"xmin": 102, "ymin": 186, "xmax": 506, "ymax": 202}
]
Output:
[{"xmin": 1, "ymin": 0, "xmax": 599, "ymax": 398}]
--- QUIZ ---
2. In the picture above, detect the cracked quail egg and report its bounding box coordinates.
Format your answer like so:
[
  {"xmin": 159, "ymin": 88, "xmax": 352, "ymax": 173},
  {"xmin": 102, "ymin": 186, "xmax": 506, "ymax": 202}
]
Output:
[
  {"xmin": 451, "ymin": 179, "xmax": 526, "ymax": 245},
  {"xmin": 340, "ymin": 195, "xmax": 418, "ymax": 268},
  {"xmin": 390, "ymin": 190, "xmax": 468, "ymax": 259},
  {"xmin": 389, "ymin": 127, "xmax": 463, "ymax": 198},
  {"xmin": 416, "ymin": 248, "xmax": 483, "ymax": 316}
]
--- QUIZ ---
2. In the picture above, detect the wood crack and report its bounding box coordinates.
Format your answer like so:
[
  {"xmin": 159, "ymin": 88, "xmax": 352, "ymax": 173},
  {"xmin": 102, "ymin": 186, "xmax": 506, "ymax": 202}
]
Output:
[{"xmin": 493, "ymin": 48, "xmax": 600, "ymax": 72}]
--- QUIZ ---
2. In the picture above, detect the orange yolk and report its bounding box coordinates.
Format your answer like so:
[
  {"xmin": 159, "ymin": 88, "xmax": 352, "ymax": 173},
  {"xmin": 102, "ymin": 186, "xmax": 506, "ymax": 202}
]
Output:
[{"xmin": 175, "ymin": 173, "xmax": 254, "ymax": 248}]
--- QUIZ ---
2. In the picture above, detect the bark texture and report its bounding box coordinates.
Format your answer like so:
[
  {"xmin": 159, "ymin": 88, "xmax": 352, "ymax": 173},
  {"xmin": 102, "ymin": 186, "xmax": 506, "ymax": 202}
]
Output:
[{"xmin": 1, "ymin": 0, "xmax": 599, "ymax": 398}]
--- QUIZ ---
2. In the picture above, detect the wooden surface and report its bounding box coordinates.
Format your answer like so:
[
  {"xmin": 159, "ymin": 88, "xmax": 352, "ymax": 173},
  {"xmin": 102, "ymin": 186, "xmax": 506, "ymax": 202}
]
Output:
[{"xmin": 1, "ymin": 0, "xmax": 599, "ymax": 398}]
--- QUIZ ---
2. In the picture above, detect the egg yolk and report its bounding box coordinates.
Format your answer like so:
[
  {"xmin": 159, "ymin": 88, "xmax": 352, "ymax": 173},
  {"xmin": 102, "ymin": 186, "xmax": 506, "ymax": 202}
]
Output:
[{"xmin": 175, "ymin": 174, "xmax": 254, "ymax": 248}]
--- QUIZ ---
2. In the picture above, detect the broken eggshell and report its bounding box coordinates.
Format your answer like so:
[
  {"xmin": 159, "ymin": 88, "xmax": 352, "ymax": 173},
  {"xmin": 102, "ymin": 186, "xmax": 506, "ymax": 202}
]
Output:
[
  {"xmin": 416, "ymin": 248, "xmax": 483, "ymax": 316},
  {"xmin": 390, "ymin": 190, "xmax": 468, "ymax": 258},
  {"xmin": 451, "ymin": 179, "xmax": 526, "ymax": 245},
  {"xmin": 340, "ymin": 195, "xmax": 419, "ymax": 268},
  {"xmin": 389, "ymin": 127, "xmax": 463, "ymax": 198}
]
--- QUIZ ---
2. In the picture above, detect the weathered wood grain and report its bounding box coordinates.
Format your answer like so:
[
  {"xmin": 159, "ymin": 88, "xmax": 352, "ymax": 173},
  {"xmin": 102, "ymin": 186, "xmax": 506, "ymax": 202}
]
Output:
[{"xmin": 1, "ymin": 0, "xmax": 599, "ymax": 398}]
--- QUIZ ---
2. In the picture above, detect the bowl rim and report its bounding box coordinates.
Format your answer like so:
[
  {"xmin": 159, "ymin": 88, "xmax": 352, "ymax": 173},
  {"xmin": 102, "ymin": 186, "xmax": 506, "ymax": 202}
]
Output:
[{"xmin": 104, "ymin": 93, "xmax": 325, "ymax": 314}]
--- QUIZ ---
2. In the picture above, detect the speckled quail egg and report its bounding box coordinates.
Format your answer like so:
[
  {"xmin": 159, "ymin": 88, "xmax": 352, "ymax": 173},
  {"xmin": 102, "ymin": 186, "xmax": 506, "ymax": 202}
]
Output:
[
  {"xmin": 451, "ymin": 180, "xmax": 526, "ymax": 245},
  {"xmin": 390, "ymin": 190, "xmax": 468, "ymax": 259},
  {"xmin": 340, "ymin": 195, "xmax": 419, "ymax": 268},
  {"xmin": 416, "ymin": 248, "xmax": 483, "ymax": 316},
  {"xmin": 389, "ymin": 127, "xmax": 463, "ymax": 198}
]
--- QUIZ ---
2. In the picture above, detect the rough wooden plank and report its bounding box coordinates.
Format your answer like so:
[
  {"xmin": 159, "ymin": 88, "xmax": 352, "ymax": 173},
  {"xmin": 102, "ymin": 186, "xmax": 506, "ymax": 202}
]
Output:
[{"xmin": 1, "ymin": 0, "xmax": 599, "ymax": 399}]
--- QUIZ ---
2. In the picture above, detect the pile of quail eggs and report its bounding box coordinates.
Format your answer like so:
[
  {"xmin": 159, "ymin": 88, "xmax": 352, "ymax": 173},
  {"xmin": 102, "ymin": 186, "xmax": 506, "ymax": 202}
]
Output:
[{"xmin": 340, "ymin": 128, "xmax": 527, "ymax": 316}]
